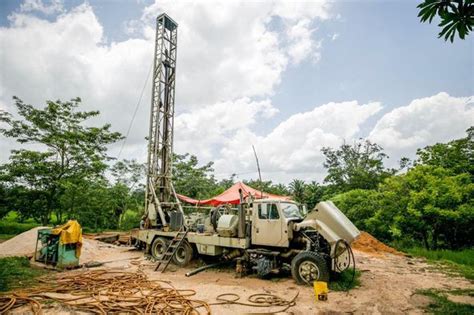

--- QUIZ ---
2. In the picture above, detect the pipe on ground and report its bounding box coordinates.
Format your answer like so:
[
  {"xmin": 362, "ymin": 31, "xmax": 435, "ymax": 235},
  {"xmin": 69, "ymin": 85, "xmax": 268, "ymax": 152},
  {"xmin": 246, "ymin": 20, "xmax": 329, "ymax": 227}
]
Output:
[{"xmin": 185, "ymin": 261, "xmax": 231, "ymax": 277}]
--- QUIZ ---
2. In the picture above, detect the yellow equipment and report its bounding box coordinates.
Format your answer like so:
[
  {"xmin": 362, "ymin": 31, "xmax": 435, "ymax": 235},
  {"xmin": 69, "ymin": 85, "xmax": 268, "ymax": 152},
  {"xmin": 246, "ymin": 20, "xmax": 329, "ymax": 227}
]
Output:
[{"xmin": 314, "ymin": 281, "xmax": 328, "ymax": 301}]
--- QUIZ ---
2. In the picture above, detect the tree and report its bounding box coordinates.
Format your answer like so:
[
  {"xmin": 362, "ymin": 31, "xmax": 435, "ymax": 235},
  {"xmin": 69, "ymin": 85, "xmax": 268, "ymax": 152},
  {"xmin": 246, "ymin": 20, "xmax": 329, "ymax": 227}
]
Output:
[
  {"xmin": 0, "ymin": 97, "xmax": 122, "ymax": 224},
  {"xmin": 217, "ymin": 174, "xmax": 236, "ymax": 191},
  {"xmin": 109, "ymin": 159, "xmax": 146, "ymax": 226},
  {"xmin": 0, "ymin": 183, "xmax": 9, "ymax": 219},
  {"xmin": 417, "ymin": 0, "xmax": 474, "ymax": 42},
  {"xmin": 111, "ymin": 159, "xmax": 145, "ymax": 188},
  {"xmin": 270, "ymin": 183, "xmax": 291, "ymax": 196},
  {"xmin": 289, "ymin": 179, "xmax": 306, "ymax": 203},
  {"xmin": 389, "ymin": 165, "xmax": 474, "ymax": 249},
  {"xmin": 321, "ymin": 139, "xmax": 394, "ymax": 192},
  {"xmin": 415, "ymin": 127, "xmax": 473, "ymax": 176},
  {"xmin": 331, "ymin": 189, "xmax": 383, "ymax": 236},
  {"xmin": 303, "ymin": 181, "xmax": 327, "ymax": 210},
  {"xmin": 243, "ymin": 179, "xmax": 290, "ymax": 197},
  {"xmin": 173, "ymin": 153, "xmax": 219, "ymax": 199}
]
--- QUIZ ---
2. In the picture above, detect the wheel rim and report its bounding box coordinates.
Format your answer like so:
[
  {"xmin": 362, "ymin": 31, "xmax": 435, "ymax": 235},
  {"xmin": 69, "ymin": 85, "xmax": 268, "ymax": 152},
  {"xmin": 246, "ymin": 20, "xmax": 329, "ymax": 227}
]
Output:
[
  {"xmin": 299, "ymin": 261, "xmax": 320, "ymax": 283},
  {"xmin": 174, "ymin": 246, "xmax": 186, "ymax": 263},
  {"xmin": 152, "ymin": 240, "xmax": 166, "ymax": 259}
]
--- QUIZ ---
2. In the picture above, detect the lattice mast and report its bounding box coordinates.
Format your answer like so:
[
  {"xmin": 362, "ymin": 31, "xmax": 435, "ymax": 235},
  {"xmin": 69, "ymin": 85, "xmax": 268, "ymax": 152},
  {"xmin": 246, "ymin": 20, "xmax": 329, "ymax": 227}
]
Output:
[{"xmin": 145, "ymin": 14, "xmax": 183, "ymax": 227}]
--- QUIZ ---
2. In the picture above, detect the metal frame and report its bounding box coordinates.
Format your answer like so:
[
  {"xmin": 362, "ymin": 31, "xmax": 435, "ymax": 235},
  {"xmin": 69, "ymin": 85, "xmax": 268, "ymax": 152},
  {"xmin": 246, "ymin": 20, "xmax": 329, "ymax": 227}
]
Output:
[{"xmin": 145, "ymin": 13, "xmax": 183, "ymax": 227}]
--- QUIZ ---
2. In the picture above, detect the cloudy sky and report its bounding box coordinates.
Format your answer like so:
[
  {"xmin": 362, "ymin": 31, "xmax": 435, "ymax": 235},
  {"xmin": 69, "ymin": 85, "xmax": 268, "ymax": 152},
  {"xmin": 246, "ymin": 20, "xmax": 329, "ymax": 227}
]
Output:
[{"xmin": 0, "ymin": 0, "xmax": 473, "ymax": 184}]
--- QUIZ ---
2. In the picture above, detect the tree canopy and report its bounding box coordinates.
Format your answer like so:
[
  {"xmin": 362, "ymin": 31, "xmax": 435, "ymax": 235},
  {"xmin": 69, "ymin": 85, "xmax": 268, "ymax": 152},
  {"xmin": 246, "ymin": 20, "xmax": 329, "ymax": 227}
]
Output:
[
  {"xmin": 417, "ymin": 0, "xmax": 474, "ymax": 42},
  {"xmin": 0, "ymin": 96, "xmax": 472, "ymax": 251},
  {"xmin": 0, "ymin": 97, "xmax": 122, "ymax": 224},
  {"xmin": 321, "ymin": 139, "xmax": 395, "ymax": 192}
]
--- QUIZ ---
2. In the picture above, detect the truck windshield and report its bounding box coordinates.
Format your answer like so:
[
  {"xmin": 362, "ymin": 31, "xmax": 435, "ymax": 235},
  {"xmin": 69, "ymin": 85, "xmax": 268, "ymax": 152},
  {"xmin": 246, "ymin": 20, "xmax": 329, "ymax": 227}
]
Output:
[{"xmin": 281, "ymin": 203, "xmax": 304, "ymax": 219}]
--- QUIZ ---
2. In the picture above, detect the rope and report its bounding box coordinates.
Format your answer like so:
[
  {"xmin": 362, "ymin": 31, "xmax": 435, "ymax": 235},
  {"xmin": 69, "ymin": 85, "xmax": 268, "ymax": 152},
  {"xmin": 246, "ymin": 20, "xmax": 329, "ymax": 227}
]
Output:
[
  {"xmin": 0, "ymin": 268, "xmax": 299, "ymax": 314},
  {"xmin": 0, "ymin": 269, "xmax": 210, "ymax": 314},
  {"xmin": 210, "ymin": 291, "xmax": 299, "ymax": 313},
  {"xmin": 117, "ymin": 61, "xmax": 153, "ymax": 160}
]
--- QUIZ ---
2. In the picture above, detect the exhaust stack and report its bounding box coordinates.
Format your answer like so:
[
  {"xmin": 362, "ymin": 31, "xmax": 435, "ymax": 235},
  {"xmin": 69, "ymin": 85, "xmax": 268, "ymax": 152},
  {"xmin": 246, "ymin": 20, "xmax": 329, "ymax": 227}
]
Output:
[{"xmin": 237, "ymin": 188, "xmax": 245, "ymax": 238}]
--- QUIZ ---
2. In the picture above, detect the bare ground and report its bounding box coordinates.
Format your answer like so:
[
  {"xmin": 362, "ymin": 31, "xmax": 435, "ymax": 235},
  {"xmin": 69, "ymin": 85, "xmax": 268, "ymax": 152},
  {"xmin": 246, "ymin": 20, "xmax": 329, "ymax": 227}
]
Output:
[{"xmin": 8, "ymin": 248, "xmax": 473, "ymax": 314}]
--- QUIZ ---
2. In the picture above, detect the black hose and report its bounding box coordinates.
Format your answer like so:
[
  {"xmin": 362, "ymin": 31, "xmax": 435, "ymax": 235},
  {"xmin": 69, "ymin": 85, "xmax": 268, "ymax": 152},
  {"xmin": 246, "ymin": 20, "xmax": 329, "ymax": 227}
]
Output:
[
  {"xmin": 332, "ymin": 239, "xmax": 356, "ymax": 291},
  {"xmin": 185, "ymin": 261, "xmax": 231, "ymax": 277}
]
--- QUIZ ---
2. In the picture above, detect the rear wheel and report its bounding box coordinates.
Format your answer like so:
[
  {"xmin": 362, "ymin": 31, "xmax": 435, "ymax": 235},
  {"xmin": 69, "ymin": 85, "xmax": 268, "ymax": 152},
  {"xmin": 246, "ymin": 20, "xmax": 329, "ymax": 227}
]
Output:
[
  {"xmin": 151, "ymin": 237, "xmax": 169, "ymax": 260},
  {"xmin": 291, "ymin": 251, "xmax": 329, "ymax": 285},
  {"xmin": 172, "ymin": 240, "xmax": 193, "ymax": 266}
]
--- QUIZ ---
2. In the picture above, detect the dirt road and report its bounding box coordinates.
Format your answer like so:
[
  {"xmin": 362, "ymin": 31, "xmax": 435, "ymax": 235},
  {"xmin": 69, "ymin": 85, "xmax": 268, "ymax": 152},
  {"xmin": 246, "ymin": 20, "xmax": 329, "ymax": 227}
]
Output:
[
  {"xmin": 139, "ymin": 250, "xmax": 472, "ymax": 314},
  {"xmin": 7, "ymin": 248, "xmax": 473, "ymax": 314}
]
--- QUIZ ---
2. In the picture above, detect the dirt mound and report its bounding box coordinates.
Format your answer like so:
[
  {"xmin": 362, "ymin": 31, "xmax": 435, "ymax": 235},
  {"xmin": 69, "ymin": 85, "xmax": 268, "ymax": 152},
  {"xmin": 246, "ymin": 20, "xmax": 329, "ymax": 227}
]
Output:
[
  {"xmin": 352, "ymin": 231, "xmax": 404, "ymax": 256},
  {"xmin": 0, "ymin": 227, "xmax": 141, "ymax": 265},
  {"xmin": 0, "ymin": 226, "xmax": 49, "ymax": 258}
]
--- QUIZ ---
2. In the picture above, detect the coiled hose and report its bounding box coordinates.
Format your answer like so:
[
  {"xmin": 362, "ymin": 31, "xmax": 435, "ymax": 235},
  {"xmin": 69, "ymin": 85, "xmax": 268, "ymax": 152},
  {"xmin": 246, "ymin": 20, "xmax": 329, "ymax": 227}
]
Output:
[{"xmin": 332, "ymin": 239, "xmax": 356, "ymax": 291}]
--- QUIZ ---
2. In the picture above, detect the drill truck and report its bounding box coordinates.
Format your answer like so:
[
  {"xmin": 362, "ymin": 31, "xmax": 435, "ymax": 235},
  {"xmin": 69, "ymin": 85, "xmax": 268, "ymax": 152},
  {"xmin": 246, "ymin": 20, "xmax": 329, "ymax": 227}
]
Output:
[{"xmin": 137, "ymin": 13, "xmax": 360, "ymax": 284}]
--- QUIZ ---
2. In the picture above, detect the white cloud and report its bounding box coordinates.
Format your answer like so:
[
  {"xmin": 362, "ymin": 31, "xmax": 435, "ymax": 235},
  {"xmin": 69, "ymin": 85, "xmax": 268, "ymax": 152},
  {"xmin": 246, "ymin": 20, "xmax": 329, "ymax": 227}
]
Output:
[
  {"xmin": 369, "ymin": 92, "xmax": 474, "ymax": 164},
  {"xmin": 174, "ymin": 98, "xmax": 278, "ymax": 161},
  {"xmin": 19, "ymin": 0, "xmax": 64, "ymax": 15},
  {"xmin": 139, "ymin": 0, "xmax": 331, "ymax": 105},
  {"xmin": 210, "ymin": 100, "xmax": 382, "ymax": 182},
  {"xmin": 286, "ymin": 19, "xmax": 321, "ymax": 64},
  {"xmin": 1, "ymin": 1, "xmax": 332, "ymax": 166},
  {"xmin": 176, "ymin": 93, "xmax": 473, "ymax": 183},
  {"xmin": 2, "ymin": 2, "xmax": 472, "ymax": 185}
]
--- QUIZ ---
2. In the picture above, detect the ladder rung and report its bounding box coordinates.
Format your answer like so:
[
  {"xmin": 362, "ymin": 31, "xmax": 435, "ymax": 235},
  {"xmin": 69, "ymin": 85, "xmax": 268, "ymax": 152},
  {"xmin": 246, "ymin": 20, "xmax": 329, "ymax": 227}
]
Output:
[{"xmin": 155, "ymin": 230, "xmax": 188, "ymax": 273}]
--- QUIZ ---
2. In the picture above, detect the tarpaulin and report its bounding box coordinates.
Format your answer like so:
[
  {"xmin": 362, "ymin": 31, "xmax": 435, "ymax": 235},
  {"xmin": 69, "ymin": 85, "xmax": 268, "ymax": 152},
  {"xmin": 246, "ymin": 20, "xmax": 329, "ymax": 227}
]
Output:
[
  {"xmin": 177, "ymin": 182, "xmax": 290, "ymax": 206},
  {"xmin": 51, "ymin": 220, "xmax": 83, "ymax": 258}
]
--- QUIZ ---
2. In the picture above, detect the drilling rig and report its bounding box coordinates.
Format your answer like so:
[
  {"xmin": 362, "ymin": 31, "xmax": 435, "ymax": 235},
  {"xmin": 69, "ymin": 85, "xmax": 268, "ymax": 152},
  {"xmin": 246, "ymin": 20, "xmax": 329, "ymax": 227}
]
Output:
[
  {"xmin": 144, "ymin": 13, "xmax": 183, "ymax": 229},
  {"xmin": 139, "ymin": 13, "xmax": 360, "ymax": 283}
]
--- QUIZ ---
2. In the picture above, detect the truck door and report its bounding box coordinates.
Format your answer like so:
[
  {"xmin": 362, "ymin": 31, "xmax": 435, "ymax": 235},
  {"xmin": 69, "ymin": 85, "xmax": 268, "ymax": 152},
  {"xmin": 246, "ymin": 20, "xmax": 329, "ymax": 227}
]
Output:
[{"xmin": 252, "ymin": 203, "xmax": 284, "ymax": 247}]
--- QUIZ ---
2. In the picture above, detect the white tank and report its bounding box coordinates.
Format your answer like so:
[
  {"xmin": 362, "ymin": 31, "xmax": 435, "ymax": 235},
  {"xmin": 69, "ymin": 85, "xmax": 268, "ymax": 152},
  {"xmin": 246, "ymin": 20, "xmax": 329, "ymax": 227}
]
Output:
[{"xmin": 216, "ymin": 214, "xmax": 239, "ymax": 237}]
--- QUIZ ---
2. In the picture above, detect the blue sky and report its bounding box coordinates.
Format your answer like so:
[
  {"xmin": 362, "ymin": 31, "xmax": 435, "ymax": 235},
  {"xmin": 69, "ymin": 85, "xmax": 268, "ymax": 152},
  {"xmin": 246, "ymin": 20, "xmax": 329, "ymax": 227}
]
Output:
[
  {"xmin": 0, "ymin": 0, "xmax": 472, "ymax": 183},
  {"xmin": 273, "ymin": 1, "xmax": 473, "ymax": 134}
]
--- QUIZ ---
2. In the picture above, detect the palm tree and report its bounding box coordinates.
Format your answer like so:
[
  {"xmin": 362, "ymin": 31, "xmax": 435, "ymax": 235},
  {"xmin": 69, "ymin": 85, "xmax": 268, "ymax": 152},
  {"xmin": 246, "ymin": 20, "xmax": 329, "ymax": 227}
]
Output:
[{"xmin": 289, "ymin": 179, "xmax": 306, "ymax": 203}]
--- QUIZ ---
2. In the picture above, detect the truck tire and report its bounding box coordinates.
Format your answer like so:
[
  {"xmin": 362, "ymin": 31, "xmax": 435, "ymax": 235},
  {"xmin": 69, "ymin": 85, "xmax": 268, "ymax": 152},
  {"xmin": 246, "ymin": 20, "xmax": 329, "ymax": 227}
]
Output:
[
  {"xmin": 151, "ymin": 237, "xmax": 169, "ymax": 260},
  {"xmin": 291, "ymin": 251, "xmax": 329, "ymax": 285},
  {"xmin": 172, "ymin": 240, "xmax": 193, "ymax": 267}
]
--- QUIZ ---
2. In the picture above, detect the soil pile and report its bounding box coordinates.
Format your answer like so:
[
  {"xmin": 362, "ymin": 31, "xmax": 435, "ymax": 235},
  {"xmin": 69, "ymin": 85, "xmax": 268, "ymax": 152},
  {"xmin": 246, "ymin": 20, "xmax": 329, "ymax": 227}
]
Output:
[
  {"xmin": 352, "ymin": 231, "xmax": 404, "ymax": 256},
  {"xmin": 0, "ymin": 227, "xmax": 48, "ymax": 258},
  {"xmin": 0, "ymin": 227, "xmax": 141, "ymax": 265}
]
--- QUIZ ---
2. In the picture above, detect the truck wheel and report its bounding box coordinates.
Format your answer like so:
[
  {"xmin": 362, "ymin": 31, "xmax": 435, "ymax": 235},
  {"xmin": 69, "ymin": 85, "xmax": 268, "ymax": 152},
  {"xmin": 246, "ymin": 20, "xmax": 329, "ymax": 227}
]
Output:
[
  {"xmin": 172, "ymin": 240, "xmax": 193, "ymax": 267},
  {"xmin": 291, "ymin": 251, "xmax": 329, "ymax": 285},
  {"xmin": 151, "ymin": 237, "xmax": 169, "ymax": 260}
]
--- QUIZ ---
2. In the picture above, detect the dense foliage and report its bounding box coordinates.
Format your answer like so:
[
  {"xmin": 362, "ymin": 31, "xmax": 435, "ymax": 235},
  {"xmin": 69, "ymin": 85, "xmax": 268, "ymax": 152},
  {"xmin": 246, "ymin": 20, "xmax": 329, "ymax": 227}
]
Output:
[
  {"xmin": 0, "ymin": 97, "xmax": 122, "ymax": 225},
  {"xmin": 331, "ymin": 129, "xmax": 473, "ymax": 250},
  {"xmin": 0, "ymin": 97, "xmax": 472, "ymax": 250},
  {"xmin": 321, "ymin": 139, "xmax": 396, "ymax": 192}
]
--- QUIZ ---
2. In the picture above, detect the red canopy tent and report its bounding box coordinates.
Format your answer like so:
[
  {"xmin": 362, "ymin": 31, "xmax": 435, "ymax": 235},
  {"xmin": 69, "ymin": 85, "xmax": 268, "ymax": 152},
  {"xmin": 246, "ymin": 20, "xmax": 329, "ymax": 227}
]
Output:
[{"xmin": 177, "ymin": 182, "xmax": 290, "ymax": 207}]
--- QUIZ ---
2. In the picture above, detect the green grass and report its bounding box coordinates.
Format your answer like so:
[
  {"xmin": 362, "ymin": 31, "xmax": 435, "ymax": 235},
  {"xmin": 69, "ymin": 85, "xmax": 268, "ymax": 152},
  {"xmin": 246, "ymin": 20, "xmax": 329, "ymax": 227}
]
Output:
[
  {"xmin": 406, "ymin": 248, "xmax": 474, "ymax": 266},
  {"xmin": 419, "ymin": 289, "xmax": 474, "ymax": 314},
  {"xmin": 405, "ymin": 248, "xmax": 474, "ymax": 280},
  {"xmin": 0, "ymin": 234, "xmax": 14, "ymax": 240},
  {"xmin": 329, "ymin": 269, "xmax": 361, "ymax": 291},
  {"xmin": 0, "ymin": 257, "xmax": 48, "ymax": 292},
  {"xmin": 0, "ymin": 220, "xmax": 40, "ymax": 235}
]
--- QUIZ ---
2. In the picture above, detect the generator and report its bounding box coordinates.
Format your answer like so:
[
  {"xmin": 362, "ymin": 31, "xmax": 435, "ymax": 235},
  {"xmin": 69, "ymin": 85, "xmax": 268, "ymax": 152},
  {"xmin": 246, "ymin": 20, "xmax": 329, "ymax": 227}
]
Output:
[{"xmin": 34, "ymin": 220, "xmax": 82, "ymax": 268}]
